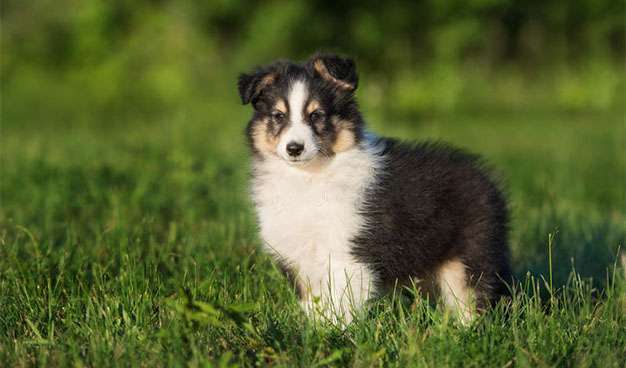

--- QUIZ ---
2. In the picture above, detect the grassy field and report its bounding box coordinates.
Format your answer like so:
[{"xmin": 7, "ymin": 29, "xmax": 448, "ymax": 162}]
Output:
[{"xmin": 1, "ymin": 98, "xmax": 625, "ymax": 366}]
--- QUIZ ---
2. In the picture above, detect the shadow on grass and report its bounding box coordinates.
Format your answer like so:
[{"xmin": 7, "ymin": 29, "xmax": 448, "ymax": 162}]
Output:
[{"xmin": 511, "ymin": 205, "xmax": 624, "ymax": 291}]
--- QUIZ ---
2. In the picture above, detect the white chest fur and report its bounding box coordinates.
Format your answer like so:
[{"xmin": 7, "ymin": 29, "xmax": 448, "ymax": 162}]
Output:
[{"xmin": 251, "ymin": 146, "xmax": 380, "ymax": 320}]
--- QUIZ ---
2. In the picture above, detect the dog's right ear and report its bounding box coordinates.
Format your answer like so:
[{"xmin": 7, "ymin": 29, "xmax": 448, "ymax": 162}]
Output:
[{"xmin": 237, "ymin": 69, "xmax": 276, "ymax": 105}]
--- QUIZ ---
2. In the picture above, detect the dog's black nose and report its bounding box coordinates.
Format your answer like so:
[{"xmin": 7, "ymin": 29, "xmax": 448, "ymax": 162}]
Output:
[{"xmin": 286, "ymin": 142, "xmax": 304, "ymax": 157}]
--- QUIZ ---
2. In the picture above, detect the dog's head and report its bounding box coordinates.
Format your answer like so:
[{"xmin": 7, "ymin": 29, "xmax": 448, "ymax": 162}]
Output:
[{"xmin": 238, "ymin": 53, "xmax": 363, "ymax": 167}]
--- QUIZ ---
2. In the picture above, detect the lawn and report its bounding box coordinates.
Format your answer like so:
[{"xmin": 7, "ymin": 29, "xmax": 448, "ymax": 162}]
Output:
[{"xmin": 1, "ymin": 100, "xmax": 624, "ymax": 366}]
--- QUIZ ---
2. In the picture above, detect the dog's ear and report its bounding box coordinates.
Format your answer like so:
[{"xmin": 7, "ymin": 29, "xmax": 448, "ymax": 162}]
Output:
[
  {"xmin": 308, "ymin": 53, "xmax": 358, "ymax": 91},
  {"xmin": 237, "ymin": 69, "xmax": 276, "ymax": 105}
]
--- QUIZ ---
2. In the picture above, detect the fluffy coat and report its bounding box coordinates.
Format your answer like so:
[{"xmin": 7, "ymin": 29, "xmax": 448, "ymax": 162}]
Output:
[{"xmin": 238, "ymin": 53, "xmax": 511, "ymax": 324}]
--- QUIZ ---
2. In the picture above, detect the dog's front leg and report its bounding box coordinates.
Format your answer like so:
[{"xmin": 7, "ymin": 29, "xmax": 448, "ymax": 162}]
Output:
[{"xmin": 300, "ymin": 264, "xmax": 374, "ymax": 326}]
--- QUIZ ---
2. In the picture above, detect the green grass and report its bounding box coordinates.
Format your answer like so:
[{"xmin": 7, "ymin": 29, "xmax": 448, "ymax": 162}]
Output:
[{"xmin": 1, "ymin": 103, "xmax": 625, "ymax": 367}]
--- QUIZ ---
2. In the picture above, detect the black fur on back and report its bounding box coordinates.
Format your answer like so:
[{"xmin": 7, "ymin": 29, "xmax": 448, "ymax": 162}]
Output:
[{"xmin": 353, "ymin": 138, "xmax": 511, "ymax": 308}]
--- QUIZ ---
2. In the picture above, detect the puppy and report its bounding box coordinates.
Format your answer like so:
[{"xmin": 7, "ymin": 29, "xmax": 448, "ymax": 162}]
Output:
[{"xmin": 238, "ymin": 53, "xmax": 511, "ymax": 324}]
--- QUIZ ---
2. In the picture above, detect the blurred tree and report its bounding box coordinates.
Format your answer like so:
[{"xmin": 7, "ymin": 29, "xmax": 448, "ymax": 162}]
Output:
[{"xmin": 1, "ymin": 0, "xmax": 623, "ymax": 126}]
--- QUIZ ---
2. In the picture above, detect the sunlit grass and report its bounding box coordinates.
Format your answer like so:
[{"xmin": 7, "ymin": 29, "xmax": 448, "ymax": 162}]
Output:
[{"xmin": 1, "ymin": 105, "xmax": 624, "ymax": 366}]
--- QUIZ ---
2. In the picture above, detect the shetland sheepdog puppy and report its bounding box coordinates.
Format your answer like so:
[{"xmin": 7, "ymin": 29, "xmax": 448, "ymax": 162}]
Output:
[{"xmin": 238, "ymin": 53, "xmax": 511, "ymax": 324}]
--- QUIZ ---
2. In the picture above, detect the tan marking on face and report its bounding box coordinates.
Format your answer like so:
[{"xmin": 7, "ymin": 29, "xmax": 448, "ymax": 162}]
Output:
[
  {"xmin": 306, "ymin": 100, "xmax": 320, "ymax": 114},
  {"xmin": 331, "ymin": 118, "xmax": 357, "ymax": 153},
  {"xmin": 275, "ymin": 99, "xmax": 287, "ymax": 113},
  {"xmin": 437, "ymin": 259, "xmax": 475, "ymax": 324},
  {"xmin": 251, "ymin": 118, "xmax": 278, "ymax": 155},
  {"xmin": 333, "ymin": 129, "xmax": 356, "ymax": 153},
  {"xmin": 313, "ymin": 59, "xmax": 355, "ymax": 91}
]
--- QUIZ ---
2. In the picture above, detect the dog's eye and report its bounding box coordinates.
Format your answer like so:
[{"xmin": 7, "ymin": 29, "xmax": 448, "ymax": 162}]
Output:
[
  {"xmin": 309, "ymin": 110, "xmax": 325, "ymax": 122},
  {"xmin": 272, "ymin": 111, "xmax": 286, "ymax": 122}
]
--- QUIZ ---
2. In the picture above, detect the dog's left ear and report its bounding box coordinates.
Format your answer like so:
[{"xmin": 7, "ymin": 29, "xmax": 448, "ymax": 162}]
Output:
[
  {"xmin": 238, "ymin": 69, "xmax": 276, "ymax": 105},
  {"xmin": 308, "ymin": 53, "xmax": 358, "ymax": 91}
]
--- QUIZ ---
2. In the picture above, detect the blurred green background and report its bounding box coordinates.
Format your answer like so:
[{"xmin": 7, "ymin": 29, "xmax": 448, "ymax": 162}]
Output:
[{"xmin": 2, "ymin": 0, "xmax": 624, "ymax": 128}]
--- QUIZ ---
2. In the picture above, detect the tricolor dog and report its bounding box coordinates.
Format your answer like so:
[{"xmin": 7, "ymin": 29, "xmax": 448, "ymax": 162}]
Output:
[{"xmin": 238, "ymin": 53, "xmax": 511, "ymax": 324}]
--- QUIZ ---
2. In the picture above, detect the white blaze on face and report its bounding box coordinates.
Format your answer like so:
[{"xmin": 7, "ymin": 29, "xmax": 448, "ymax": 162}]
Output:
[{"xmin": 278, "ymin": 80, "xmax": 318, "ymax": 162}]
